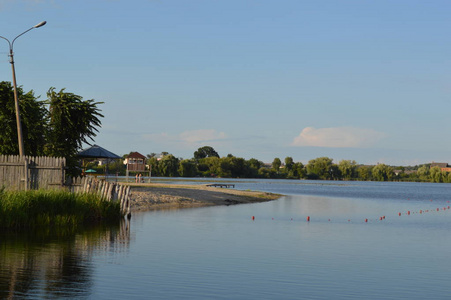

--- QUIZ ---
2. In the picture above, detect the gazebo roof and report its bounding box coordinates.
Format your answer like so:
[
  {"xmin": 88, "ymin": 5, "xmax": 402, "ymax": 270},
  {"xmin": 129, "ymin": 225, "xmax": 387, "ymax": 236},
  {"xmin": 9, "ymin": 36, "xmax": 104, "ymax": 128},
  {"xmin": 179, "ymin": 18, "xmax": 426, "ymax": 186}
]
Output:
[{"xmin": 77, "ymin": 144, "xmax": 121, "ymax": 159}]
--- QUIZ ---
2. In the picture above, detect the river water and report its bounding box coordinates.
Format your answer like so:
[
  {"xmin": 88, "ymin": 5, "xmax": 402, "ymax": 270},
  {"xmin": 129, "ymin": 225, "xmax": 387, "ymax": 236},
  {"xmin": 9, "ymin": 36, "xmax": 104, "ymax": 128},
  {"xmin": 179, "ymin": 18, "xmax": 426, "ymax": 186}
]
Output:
[{"xmin": 2, "ymin": 179, "xmax": 451, "ymax": 299}]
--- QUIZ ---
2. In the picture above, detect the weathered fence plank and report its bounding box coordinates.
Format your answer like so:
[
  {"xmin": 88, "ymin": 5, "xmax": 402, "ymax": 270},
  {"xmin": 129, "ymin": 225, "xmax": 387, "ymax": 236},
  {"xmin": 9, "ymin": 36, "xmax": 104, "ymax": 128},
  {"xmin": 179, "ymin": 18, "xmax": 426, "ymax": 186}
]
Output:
[
  {"xmin": 0, "ymin": 155, "xmax": 131, "ymax": 216},
  {"xmin": 68, "ymin": 177, "xmax": 131, "ymax": 216},
  {"xmin": 0, "ymin": 155, "xmax": 66, "ymax": 190}
]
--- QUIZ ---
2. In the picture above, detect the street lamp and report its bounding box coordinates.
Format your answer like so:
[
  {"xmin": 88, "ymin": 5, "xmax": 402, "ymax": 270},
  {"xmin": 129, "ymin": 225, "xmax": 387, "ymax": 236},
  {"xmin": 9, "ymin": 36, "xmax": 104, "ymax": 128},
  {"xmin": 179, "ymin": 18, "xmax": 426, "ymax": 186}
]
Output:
[{"xmin": 0, "ymin": 21, "xmax": 47, "ymax": 157}]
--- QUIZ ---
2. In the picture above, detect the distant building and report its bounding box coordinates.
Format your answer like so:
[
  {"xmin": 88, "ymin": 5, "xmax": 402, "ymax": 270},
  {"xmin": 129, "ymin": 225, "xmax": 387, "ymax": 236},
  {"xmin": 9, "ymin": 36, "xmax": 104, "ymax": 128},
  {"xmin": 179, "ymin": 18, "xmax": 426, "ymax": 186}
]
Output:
[
  {"xmin": 431, "ymin": 162, "xmax": 451, "ymax": 172},
  {"xmin": 125, "ymin": 152, "xmax": 147, "ymax": 172}
]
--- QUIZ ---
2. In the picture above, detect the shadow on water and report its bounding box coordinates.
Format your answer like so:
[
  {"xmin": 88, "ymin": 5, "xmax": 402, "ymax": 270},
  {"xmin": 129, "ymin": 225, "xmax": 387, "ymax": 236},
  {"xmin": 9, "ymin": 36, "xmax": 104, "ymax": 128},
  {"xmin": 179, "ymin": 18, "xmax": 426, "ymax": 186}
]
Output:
[{"xmin": 0, "ymin": 219, "xmax": 131, "ymax": 299}]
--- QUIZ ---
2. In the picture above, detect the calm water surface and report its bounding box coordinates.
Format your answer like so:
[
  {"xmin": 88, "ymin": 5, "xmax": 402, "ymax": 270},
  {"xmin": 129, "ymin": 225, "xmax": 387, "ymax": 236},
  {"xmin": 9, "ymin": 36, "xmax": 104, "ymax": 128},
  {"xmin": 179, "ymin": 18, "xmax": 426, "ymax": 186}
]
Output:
[{"xmin": 2, "ymin": 180, "xmax": 451, "ymax": 299}]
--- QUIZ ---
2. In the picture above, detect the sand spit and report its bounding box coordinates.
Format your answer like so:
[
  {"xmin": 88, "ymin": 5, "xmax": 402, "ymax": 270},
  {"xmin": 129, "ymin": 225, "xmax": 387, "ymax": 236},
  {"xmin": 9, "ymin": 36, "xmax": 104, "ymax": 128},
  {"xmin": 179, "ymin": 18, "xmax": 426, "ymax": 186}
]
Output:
[{"xmin": 127, "ymin": 183, "xmax": 281, "ymax": 212}]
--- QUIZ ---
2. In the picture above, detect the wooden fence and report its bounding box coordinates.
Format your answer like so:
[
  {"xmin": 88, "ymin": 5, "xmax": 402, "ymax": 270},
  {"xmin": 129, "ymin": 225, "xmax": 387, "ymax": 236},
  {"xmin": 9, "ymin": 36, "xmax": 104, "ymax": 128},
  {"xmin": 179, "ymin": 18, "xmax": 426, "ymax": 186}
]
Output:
[
  {"xmin": 0, "ymin": 155, "xmax": 65, "ymax": 190},
  {"xmin": 0, "ymin": 155, "xmax": 131, "ymax": 216},
  {"xmin": 67, "ymin": 177, "xmax": 131, "ymax": 216}
]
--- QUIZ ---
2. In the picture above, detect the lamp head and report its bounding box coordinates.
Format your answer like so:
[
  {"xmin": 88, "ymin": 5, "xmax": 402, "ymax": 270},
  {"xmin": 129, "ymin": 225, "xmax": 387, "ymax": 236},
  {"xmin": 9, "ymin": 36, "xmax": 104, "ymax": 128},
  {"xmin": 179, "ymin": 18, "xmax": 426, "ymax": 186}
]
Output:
[{"xmin": 33, "ymin": 21, "xmax": 47, "ymax": 28}]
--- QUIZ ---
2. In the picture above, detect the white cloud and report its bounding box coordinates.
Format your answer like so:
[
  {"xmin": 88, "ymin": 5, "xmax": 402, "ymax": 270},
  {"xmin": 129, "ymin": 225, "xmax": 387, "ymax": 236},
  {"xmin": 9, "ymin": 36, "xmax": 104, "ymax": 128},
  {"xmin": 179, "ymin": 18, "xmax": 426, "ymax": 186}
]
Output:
[{"xmin": 292, "ymin": 127, "xmax": 386, "ymax": 148}]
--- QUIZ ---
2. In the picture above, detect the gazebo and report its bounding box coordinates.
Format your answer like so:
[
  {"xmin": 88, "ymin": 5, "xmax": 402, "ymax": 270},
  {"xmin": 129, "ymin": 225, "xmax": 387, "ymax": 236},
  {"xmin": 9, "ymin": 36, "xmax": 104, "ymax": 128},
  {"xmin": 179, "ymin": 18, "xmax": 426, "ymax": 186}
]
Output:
[{"xmin": 77, "ymin": 144, "xmax": 121, "ymax": 177}]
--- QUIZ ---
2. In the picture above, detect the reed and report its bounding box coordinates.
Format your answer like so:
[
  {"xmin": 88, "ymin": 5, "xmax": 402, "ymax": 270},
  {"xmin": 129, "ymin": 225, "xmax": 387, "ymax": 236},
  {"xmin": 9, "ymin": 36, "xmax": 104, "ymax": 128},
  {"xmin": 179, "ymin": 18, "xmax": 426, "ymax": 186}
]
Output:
[{"xmin": 0, "ymin": 189, "xmax": 122, "ymax": 229}]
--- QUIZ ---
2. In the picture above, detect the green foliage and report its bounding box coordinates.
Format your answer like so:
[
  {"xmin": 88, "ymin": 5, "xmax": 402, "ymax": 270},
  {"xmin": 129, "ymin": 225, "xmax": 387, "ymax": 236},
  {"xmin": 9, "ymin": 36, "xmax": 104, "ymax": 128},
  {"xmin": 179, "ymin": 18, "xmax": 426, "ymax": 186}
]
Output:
[
  {"xmin": 372, "ymin": 164, "xmax": 394, "ymax": 181},
  {"xmin": 141, "ymin": 147, "xmax": 448, "ymax": 183},
  {"xmin": 0, "ymin": 189, "xmax": 121, "ymax": 229},
  {"xmin": 219, "ymin": 156, "xmax": 246, "ymax": 177},
  {"xmin": 272, "ymin": 158, "xmax": 281, "ymax": 173},
  {"xmin": 45, "ymin": 88, "xmax": 103, "ymax": 175},
  {"xmin": 284, "ymin": 157, "xmax": 294, "ymax": 171},
  {"xmin": 291, "ymin": 162, "xmax": 306, "ymax": 179},
  {"xmin": 179, "ymin": 159, "xmax": 197, "ymax": 177},
  {"xmin": 430, "ymin": 166, "xmax": 443, "ymax": 183},
  {"xmin": 0, "ymin": 82, "xmax": 103, "ymax": 177},
  {"xmin": 306, "ymin": 157, "xmax": 334, "ymax": 180},
  {"xmin": 194, "ymin": 146, "xmax": 219, "ymax": 159},
  {"xmin": 338, "ymin": 160, "xmax": 357, "ymax": 180},
  {"xmin": 198, "ymin": 156, "xmax": 221, "ymax": 177},
  {"xmin": 0, "ymin": 82, "xmax": 47, "ymax": 156},
  {"xmin": 158, "ymin": 154, "xmax": 180, "ymax": 177},
  {"xmin": 357, "ymin": 165, "xmax": 372, "ymax": 181}
]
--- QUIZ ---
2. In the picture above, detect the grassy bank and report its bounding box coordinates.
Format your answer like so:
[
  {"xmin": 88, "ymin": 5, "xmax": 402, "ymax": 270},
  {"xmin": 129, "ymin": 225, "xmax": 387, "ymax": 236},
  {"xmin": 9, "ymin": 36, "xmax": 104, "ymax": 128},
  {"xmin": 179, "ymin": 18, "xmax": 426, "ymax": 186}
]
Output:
[{"xmin": 0, "ymin": 189, "xmax": 122, "ymax": 229}]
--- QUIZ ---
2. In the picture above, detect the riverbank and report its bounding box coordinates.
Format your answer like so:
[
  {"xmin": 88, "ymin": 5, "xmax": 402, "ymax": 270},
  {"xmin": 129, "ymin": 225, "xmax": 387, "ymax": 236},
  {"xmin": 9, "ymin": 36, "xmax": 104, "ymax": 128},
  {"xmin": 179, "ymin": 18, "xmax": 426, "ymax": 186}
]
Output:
[
  {"xmin": 128, "ymin": 183, "xmax": 282, "ymax": 212},
  {"xmin": 0, "ymin": 189, "xmax": 121, "ymax": 229}
]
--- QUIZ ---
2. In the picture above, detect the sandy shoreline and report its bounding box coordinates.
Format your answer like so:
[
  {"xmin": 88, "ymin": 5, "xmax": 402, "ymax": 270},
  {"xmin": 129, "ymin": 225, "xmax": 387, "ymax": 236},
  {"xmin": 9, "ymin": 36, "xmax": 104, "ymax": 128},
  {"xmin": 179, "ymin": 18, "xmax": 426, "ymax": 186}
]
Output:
[{"xmin": 127, "ymin": 183, "xmax": 282, "ymax": 212}]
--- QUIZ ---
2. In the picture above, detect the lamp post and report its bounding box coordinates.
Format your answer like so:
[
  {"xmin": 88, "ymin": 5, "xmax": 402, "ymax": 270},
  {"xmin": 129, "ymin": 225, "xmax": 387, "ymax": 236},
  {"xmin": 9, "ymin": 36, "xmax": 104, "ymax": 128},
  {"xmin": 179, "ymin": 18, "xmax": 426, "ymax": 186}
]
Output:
[{"xmin": 0, "ymin": 21, "xmax": 47, "ymax": 157}]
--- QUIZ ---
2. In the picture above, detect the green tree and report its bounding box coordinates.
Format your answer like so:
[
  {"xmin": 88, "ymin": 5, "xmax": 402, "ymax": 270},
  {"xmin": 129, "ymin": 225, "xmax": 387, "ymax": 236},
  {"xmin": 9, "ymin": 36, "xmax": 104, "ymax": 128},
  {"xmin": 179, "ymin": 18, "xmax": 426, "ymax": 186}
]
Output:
[
  {"xmin": 338, "ymin": 160, "xmax": 357, "ymax": 180},
  {"xmin": 198, "ymin": 156, "xmax": 221, "ymax": 177},
  {"xmin": 372, "ymin": 164, "xmax": 394, "ymax": 181},
  {"xmin": 0, "ymin": 82, "xmax": 47, "ymax": 156},
  {"xmin": 416, "ymin": 165, "xmax": 429, "ymax": 182},
  {"xmin": 179, "ymin": 159, "xmax": 197, "ymax": 177},
  {"xmin": 219, "ymin": 156, "xmax": 246, "ymax": 178},
  {"xmin": 357, "ymin": 165, "xmax": 372, "ymax": 181},
  {"xmin": 148, "ymin": 156, "xmax": 160, "ymax": 176},
  {"xmin": 194, "ymin": 146, "xmax": 219, "ymax": 159},
  {"xmin": 246, "ymin": 158, "xmax": 262, "ymax": 178},
  {"xmin": 284, "ymin": 157, "xmax": 294, "ymax": 172},
  {"xmin": 292, "ymin": 162, "xmax": 306, "ymax": 179},
  {"xmin": 272, "ymin": 158, "xmax": 282, "ymax": 173},
  {"xmin": 430, "ymin": 166, "xmax": 442, "ymax": 183},
  {"xmin": 159, "ymin": 154, "xmax": 179, "ymax": 177},
  {"xmin": 45, "ymin": 87, "xmax": 103, "ymax": 175},
  {"xmin": 306, "ymin": 157, "xmax": 334, "ymax": 180}
]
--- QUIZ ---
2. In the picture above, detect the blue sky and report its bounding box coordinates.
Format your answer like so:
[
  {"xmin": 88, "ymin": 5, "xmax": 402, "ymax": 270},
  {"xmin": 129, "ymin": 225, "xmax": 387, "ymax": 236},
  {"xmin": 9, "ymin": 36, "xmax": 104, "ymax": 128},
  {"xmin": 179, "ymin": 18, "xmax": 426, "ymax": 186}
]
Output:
[{"xmin": 1, "ymin": 0, "xmax": 450, "ymax": 165}]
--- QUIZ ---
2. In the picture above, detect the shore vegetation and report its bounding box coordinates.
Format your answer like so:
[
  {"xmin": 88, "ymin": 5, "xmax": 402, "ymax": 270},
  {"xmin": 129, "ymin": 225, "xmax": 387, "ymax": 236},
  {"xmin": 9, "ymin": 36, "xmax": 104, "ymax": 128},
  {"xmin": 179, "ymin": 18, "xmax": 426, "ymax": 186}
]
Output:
[{"xmin": 0, "ymin": 189, "xmax": 122, "ymax": 229}]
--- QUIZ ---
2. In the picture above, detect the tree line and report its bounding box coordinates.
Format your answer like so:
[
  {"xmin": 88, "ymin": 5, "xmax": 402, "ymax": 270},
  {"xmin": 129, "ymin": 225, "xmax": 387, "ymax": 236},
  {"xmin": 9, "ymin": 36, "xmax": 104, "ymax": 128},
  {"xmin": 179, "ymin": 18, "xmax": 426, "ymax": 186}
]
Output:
[{"xmin": 102, "ymin": 146, "xmax": 448, "ymax": 183}]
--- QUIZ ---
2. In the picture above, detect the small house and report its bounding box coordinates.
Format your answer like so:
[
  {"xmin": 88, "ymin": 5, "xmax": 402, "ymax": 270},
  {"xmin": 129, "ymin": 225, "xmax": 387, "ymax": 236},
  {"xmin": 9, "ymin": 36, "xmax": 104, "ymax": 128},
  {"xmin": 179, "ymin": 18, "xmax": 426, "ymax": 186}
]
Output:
[
  {"xmin": 125, "ymin": 152, "xmax": 147, "ymax": 172},
  {"xmin": 431, "ymin": 162, "xmax": 451, "ymax": 173}
]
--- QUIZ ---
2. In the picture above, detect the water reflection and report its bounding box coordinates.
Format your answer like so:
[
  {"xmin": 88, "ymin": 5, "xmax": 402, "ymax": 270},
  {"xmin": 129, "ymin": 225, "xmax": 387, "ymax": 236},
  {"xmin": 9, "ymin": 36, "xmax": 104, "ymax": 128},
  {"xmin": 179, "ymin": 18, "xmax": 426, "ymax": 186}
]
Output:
[{"xmin": 0, "ymin": 220, "xmax": 131, "ymax": 299}]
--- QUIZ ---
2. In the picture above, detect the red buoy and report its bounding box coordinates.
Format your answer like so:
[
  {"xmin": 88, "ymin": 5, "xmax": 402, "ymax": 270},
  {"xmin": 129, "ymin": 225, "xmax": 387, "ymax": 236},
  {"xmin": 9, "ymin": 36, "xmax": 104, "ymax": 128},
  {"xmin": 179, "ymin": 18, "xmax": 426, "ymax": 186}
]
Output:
[
  {"xmin": 365, "ymin": 219, "xmax": 368, "ymax": 222},
  {"xmin": 398, "ymin": 212, "xmax": 401, "ymax": 216},
  {"xmin": 252, "ymin": 216, "xmax": 255, "ymax": 220},
  {"xmin": 307, "ymin": 216, "xmax": 310, "ymax": 222}
]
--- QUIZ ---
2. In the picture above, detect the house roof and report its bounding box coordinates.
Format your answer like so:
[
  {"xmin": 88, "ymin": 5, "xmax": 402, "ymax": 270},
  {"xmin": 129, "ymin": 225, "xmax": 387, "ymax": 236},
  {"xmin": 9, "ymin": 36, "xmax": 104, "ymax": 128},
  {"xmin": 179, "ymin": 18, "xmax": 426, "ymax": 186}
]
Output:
[
  {"xmin": 128, "ymin": 152, "xmax": 146, "ymax": 160},
  {"xmin": 77, "ymin": 144, "xmax": 121, "ymax": 159},
  {"xmin": 431, "ymin": 162, "xmax": 449, "ymax": 168}
]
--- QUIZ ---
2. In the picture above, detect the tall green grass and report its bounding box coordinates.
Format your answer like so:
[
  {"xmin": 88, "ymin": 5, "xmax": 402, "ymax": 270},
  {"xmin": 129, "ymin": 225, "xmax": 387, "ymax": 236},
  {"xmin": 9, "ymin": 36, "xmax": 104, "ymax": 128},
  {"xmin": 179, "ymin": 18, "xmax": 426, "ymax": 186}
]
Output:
[{"xmin": 0, "ymin": 189, "xmax": 122, "ymax": 229}]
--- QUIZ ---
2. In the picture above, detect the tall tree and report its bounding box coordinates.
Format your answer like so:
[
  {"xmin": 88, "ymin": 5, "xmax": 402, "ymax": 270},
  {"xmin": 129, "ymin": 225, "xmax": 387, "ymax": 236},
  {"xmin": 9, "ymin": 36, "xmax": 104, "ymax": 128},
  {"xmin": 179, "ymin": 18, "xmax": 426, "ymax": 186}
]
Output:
[
  {"xmin": 45, "ymin": 87, "xmax": 103, "ymax": 174},
  {"xmin": 0, "ymin": 82, "xmax": 47, "ymax": 156},
  {"xmin": 179, "ymin": 159, "xmax": 197, "ymax": 177},
  {"xmin": 159, "ymin": 154, "xmax": 179, "ymax": 177},
  {"xmin": 272, "ymin": 158, "xmax": 282, "ymax": 173},
  {"xmin": 306, "ymin": 157, "xmax": 334, "ymax": 180},
  {"xmin": 338, "ymin": 160, "xmax": 357, "ymax": 180},
  {"xmin": 372, "ymin": 164, "xmax": 394, "ymax": 181},
  {"xmin": 194, "ymin": 146, "xmax": 219, "ymax": 159},
  {"xmin": 284, "ymin": 157, "xmax": 294, "ymax": 172}
]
